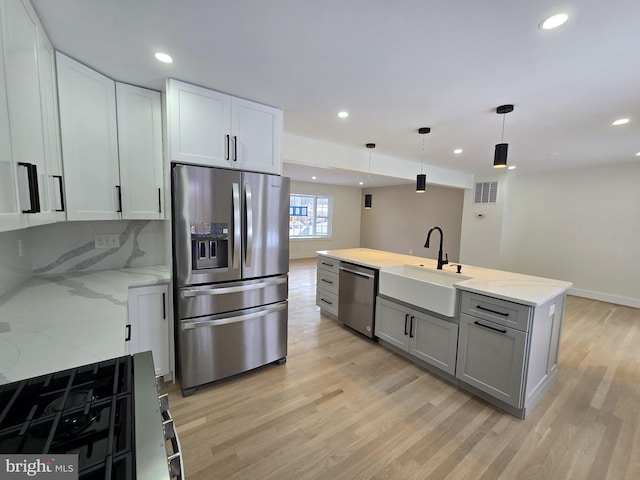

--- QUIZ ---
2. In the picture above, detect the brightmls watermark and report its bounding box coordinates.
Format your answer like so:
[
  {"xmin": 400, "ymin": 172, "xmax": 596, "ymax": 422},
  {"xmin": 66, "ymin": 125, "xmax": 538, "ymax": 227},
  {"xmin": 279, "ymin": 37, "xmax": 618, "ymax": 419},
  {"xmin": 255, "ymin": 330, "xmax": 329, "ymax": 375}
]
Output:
[{"xmin": 0, "ymin": 455, "xmax": 77, "ymax": 479}]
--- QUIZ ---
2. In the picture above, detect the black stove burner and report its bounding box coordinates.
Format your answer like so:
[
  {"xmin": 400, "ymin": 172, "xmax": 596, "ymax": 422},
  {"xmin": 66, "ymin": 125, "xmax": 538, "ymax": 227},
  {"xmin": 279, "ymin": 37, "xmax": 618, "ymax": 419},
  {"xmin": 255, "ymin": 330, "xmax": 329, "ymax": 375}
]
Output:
[{"xmin": 0, "ymin": 356, "xmax": 135, "ymax": 480}]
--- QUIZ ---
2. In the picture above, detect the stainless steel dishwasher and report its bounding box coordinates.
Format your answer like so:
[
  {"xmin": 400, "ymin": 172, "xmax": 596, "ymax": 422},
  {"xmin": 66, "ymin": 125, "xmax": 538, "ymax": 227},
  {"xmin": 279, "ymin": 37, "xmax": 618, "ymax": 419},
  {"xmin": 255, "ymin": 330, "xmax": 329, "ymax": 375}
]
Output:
[{"xmin": 338, "ymin": 262, "xmax": 378, "ymax": 338}]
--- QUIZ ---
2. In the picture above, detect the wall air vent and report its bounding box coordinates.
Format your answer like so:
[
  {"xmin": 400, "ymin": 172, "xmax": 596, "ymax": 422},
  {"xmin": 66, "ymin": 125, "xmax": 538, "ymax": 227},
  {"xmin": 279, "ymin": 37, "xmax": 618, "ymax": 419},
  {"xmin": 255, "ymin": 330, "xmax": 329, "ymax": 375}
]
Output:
[{"xmin": 474, "ymin": 181, "xmax": 498, "ymax": 204}]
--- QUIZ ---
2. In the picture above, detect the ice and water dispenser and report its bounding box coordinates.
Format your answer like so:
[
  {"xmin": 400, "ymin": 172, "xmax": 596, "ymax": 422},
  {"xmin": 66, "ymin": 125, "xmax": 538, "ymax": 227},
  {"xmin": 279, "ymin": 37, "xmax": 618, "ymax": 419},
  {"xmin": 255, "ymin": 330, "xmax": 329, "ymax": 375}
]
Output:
[{"xmin": 190, "ymin": 222, "xmax": 229, "ymax": 270}]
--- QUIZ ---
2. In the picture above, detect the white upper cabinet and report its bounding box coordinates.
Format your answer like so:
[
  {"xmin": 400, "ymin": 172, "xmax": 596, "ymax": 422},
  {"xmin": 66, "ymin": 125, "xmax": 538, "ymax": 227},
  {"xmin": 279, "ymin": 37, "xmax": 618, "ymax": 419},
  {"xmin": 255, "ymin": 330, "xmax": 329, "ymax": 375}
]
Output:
[
  {"xmin": 168, "ymin": 79, "xmax": 231, "ymax": 166},
  {"xmin": 1, "ymin": 0, "xmax": 54, "ymax": 227},
  {"xmin": 37, "ymin": 27, "xmax": 65, "ymax": 221},
  {"xmin": 0, "ymin": 14, "xmax": 22, "ymax": 232},
  {"xmin": 56, "ymin": 52, "xmax": 121, "ymax": 221},
  {"xmin": 116, "ymin": 83, "xmax": 164, "ymax": 220},
  {"xmin": 231, "ymin": 96, "xmax": 282, "ymax": 175},
  {"xmin": 167, "ymin": 79, "xmax": 282, "ymax": 174}
]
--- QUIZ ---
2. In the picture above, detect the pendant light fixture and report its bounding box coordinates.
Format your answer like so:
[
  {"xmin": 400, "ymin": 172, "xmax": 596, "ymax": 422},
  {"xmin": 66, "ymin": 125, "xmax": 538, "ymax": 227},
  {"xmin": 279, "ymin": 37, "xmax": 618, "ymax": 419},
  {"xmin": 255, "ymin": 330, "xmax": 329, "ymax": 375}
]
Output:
[
  {"xmin": 494, "ymin": 104, "xmax": 514, "ymax": 168},
  {"xmin": 416, "ymin": 127, "xmax": 430, "ymax": 192},
  {"xmin": 364, "ymin": 143, "xmax": 375, "ymax": 209}
]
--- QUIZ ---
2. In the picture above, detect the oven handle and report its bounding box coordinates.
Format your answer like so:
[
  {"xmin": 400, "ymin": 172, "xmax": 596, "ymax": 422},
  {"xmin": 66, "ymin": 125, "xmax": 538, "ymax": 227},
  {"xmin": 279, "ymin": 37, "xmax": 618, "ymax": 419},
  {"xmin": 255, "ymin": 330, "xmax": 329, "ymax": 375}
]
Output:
[
  {"xmin": 181, "ymin": 302, "xmax": 287, "ymax": 330},
  {"xmin": 159, "ymin": 394, "xmax": 185, "ymax": 480},
  {"xmin": 181, "ymin": 276, "xmax": 287, "ymax": 297}
]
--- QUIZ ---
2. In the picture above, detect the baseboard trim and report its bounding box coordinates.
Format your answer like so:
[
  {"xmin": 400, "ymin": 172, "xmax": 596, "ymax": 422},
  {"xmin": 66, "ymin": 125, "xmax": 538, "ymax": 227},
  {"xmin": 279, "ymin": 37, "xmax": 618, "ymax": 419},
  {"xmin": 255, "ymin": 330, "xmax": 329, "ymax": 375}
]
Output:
[{"xmin": 569, "ymin": 288, "xmax": 640, "ymax": 309}]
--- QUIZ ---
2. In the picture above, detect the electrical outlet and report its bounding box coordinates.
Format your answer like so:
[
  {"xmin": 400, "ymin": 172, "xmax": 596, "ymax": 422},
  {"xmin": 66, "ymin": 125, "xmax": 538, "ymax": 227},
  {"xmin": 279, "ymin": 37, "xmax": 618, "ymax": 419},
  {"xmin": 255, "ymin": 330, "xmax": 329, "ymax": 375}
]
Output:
[{"xmin": 94, "ymin": 234, "xmax": 120, "ymax": 249}]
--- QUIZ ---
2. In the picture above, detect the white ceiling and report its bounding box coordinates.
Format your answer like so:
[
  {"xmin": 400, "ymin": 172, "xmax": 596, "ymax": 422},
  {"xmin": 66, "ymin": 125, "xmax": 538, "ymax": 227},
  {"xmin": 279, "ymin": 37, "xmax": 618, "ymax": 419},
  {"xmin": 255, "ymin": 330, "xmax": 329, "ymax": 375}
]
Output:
[{"xmin": 31, "ymin": 0, "xmax": 640, "ymax": 186}]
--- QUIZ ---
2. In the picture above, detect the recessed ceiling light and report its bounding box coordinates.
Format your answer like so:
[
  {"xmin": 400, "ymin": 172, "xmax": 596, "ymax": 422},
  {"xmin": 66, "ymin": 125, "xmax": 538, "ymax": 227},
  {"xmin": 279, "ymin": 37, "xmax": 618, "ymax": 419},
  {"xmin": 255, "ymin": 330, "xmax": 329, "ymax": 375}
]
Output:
[
  {"xmin": 337, "ymin": 111, "xmax": 349, "ymax": 118},
  {"xmin": 540, "ymin": 13, "xmax": 569, "ymax": 30},
  {"xmin": 453, "ymin": 149, "xmax": 463, "ymax": 154},
  {"xmin": 508, "ymin": 165, "xmax": 516, "ymax": 170},
  {"xmin": 612, "ymin": 118, "xmax": 630, "ymax": 126},
  {"xmin": 635, "ymin": 152, "xmax": 640, "ymax": 156},
  {"xmin": 154, "ymin": 52, "xmax": 173, "ymax": 63},
  {"xmin": 312, "ymin": 176, "xmax": 317, "ymax": 180}
]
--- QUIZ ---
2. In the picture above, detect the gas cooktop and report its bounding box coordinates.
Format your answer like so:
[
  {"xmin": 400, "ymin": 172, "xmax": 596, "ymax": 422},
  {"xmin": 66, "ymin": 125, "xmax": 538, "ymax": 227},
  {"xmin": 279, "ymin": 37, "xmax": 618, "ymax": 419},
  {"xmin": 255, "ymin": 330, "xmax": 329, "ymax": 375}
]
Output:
[{"xmin": 0, "ymin": 353, "xmax": 179, "ymax": 480}]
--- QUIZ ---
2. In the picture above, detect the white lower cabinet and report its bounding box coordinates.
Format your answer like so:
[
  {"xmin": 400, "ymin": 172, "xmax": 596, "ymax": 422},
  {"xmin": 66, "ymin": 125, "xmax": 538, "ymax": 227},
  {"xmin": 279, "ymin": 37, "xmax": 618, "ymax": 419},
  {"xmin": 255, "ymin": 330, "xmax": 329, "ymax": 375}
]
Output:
[
  {"xmin": 316, "ymin": 255, "xmax": 340, "ymax": 318},
  {"xmin": 126, "ymin": 283, "xmax": 173, "ymax": 378},
  {"xmin": 375, "ymin": 297, "xmax": 458, "ymax": 375}
]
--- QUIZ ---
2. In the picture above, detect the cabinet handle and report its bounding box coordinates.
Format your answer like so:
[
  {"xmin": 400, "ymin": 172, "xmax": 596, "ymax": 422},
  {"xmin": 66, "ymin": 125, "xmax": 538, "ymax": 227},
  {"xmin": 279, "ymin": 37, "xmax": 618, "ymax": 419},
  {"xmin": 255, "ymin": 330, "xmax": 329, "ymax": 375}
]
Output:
[
  {"xmin": 409, "ymin": 316, "xmax": 415, "ymax": 338},
  {"xmin": 158, "ymin": 188, "xmax": 162, "ymax": 213},
  {"xmin": 321, "ymin": 278, "xmax": 334, "ymax": 284},
  {"xmin": 320, "ymin": 298, "xmax": 333, "ymax": 305},
  {"xmin": 474, "ymin": 321, "xmax": 507, "ymax": 334},
  {"xmin": 162, "ymin": 292, "xmax": 166, "ymax": 319},
  {"xmin": 226, "ymin": 134, "xmax": 230, "ymax": 160},
  {"xmin": 18, "ymin": 163, "xmax": 41, "ymax": 213},
  {"xmin": 53, "ymin": 175, "xmax": 65, "ymax": 212},
  {"xmin": 476, "ymin": 305, "xmax": 509, "ymax": 317},
  {"xmin": 116, "ymin": 185, "xmax": 122, "ymax": 212},
  {"xmin": 125, "ymin": 324, "xmax": 131, "ymax": 341},
  {"xmin": 321, "ymin": 262, "xmax": 335, "ymax": 268},
  {"xmin": 233, "ymin": 136, "xmax": 238, "ymax": 161},
  {"xmin": 404, "ymin": 314, "xmax": 409, "ymax": 335}
]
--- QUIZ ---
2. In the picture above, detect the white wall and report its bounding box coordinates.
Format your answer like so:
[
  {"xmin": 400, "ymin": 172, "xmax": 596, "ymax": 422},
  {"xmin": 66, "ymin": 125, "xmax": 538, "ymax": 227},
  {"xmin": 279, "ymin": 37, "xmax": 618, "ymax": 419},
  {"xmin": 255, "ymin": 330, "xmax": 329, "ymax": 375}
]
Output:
[
  {"xmin": 460, "ymin": 163, "xmax": 640, "ymax": 307},
  {"xmin": 289, "ymin": 181, "xmax": 362, "ymax": 259}
]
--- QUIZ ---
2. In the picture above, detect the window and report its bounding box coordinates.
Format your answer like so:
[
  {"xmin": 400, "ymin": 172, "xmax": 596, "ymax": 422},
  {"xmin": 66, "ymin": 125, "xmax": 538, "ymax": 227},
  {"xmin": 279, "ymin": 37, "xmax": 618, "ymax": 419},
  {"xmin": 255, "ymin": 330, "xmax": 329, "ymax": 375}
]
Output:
[{"xmin": 289, "ymin": 194, "xmax": 331, "ymax": 238}]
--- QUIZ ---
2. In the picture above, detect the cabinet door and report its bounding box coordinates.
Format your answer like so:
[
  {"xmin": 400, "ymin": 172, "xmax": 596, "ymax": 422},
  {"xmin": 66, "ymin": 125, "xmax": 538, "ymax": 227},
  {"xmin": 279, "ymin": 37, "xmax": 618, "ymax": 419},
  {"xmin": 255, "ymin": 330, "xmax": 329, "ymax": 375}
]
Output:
[
  {"xmin": 410, "ymin": 313, "xmax": 458, "ymax": 375},
  {"xmin": 168, "ymin": 79, "xmax": 231, "ymax": 167},
  {"xmin": 456, "ymin": 313, "xmax": 526, "ymax": 407},
  {"xmin": 37, "ymin": 28, "xmax": 65, "ymax": 220},
  {"xmin": 57, "ymin": 52, "xmax": 120, "ymax": 220},
  {"xmin": 0, "ymin": 17, "xmax": 22, "ymax": 232},
  {"xmin": 231, "ymin": 97, "xmax": 282, "ymax": 175},
  {"xmin": 116, "ymin": 83, "xmax": 164, "ymax": 220},
  {"xmin": 374, "ymin": 298, "xmax": 410, "ymax": 351},
  {"xmin": 1, "ymin": 0, "xmax": 52, "ymax": 225},
  {"xmin": 127, "ymin": 284, "xmax": 171, "ymax": 377}
]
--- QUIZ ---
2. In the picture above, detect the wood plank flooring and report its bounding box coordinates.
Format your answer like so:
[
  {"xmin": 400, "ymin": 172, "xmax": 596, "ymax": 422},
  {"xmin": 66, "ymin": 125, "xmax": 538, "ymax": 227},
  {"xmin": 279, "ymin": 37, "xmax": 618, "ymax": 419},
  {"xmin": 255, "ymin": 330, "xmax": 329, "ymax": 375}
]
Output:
[{"xmin": 165, "ymin": 258, "xmax": 640, "ymax": 479}]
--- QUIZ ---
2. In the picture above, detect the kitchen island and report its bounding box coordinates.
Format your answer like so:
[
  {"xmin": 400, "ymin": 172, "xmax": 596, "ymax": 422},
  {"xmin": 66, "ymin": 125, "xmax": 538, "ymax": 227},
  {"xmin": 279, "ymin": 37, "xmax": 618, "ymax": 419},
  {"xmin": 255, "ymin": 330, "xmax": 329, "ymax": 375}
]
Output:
[
  {"xmin": 316, "ymin": 248, "xmax": 572, "ymax": 418},
  {"xmin": 0, "ymin": 266, "xmax": 169, "ymax": 384}
]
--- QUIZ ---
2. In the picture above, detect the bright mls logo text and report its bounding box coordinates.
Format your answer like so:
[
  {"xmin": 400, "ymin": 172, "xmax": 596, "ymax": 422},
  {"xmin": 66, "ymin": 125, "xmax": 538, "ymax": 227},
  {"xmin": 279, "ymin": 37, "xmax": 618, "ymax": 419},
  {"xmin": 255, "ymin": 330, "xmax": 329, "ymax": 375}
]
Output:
[{"xmin": 1, "ymin": 455, "xmax": 77, "ymax": 479}]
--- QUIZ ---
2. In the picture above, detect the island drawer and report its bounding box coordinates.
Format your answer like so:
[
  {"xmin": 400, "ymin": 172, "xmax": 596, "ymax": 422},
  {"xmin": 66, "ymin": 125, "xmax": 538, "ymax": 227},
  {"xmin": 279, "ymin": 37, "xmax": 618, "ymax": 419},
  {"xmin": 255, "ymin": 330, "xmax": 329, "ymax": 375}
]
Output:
[
  {"xmin": 316, "ymin": 289, "xmax": 339, "ymax": 318},
  {"xmin": 317, "ymin": 269, "xmax": 339, "ymax": 295},
  {"xmin": 460, "ymin": 291, "xmax": 531, "ymax": 332},
  {"xmin": 317, "ymin": 256, "xmax": 340, "ymax": 275}
]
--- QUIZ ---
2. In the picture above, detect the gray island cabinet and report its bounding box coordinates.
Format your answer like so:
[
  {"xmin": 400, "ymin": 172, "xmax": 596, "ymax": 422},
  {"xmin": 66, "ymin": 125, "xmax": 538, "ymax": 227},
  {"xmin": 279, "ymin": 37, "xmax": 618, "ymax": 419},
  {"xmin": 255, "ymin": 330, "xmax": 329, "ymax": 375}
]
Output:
[
  {"xmin": 455, "ymin": 290, "xmax": 564, "ymax": 417},
  {"xmin": 315, "ymin": 248, "xmax": 571, "ymax": 418}
]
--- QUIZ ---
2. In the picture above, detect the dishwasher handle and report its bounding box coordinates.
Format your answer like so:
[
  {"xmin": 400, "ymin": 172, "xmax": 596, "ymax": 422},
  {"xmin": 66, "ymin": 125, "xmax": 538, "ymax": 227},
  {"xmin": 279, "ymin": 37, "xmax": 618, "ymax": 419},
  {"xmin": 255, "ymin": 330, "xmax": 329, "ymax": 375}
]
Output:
[{"xmin": 339, "ymin": 266, "xmax": 375, "ymax": 279}]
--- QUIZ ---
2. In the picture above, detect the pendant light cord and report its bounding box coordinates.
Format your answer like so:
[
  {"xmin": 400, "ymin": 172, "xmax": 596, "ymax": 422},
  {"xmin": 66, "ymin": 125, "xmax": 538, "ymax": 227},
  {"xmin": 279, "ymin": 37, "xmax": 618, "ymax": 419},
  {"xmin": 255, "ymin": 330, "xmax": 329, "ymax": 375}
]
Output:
[
  {"xmin": 421, "ymin": 134, "xmax": 425, "ymax": 175},
  {"xmin": 501, "ymin": 113, "xmax": 506, "ymax": 142}
]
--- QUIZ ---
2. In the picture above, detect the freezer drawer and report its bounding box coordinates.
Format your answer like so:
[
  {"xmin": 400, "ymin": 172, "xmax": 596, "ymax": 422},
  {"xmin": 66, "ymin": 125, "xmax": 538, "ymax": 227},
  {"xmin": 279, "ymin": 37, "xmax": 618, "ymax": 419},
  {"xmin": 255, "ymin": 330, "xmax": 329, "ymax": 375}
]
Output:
[
  {"xmin": 178, "ymin": 275, "xmax": 288, "ymax": 319},
  {"xmin": 178, "ymin": 301, "xmax": 288, "ymax": 393}
]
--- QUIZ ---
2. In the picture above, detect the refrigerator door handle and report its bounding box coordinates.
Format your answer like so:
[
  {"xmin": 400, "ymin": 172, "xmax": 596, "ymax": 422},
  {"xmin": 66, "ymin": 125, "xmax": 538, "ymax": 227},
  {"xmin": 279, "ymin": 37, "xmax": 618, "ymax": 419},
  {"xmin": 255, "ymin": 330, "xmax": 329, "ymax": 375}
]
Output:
[
  {"xmin": 181, "ymin": 302, "xmax": 287, "ymax": 330},
  {"xmin": 181, "ymin": 276, "xmax": 287, "ymax": 298},
  {"xmin": 232, "ymin": 182, "xmax": 241, "ymax": 269},
  {"xmin": 245, "ymin": 183, "xmax": 253, "ymax": 267}
]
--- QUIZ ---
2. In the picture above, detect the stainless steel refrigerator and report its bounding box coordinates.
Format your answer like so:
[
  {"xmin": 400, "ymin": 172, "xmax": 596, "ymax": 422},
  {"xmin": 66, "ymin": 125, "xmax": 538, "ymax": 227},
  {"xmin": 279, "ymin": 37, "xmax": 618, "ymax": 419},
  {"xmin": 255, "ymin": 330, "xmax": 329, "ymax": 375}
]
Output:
[{"xmin": 171, "ymin": 164, "xmax": 290, "ymax": 396}]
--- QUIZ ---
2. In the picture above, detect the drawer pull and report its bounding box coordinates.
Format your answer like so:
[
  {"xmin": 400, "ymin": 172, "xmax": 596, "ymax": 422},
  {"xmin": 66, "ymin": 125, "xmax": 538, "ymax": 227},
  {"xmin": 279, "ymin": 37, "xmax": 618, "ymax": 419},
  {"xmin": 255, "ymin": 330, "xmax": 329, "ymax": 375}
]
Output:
[
  {"xmin": 474, "ymin": 321, "xmax": 507, "ymax": 334},
  {"xmin": 321, "ymin": 298, "xmax": 333, "ymax": 305},
  {"xmin": 476, "ymin": 305, "xmax": 509, "ymax": 317},
  {"xmin": 321, "ymin": 278, "xmax": 334, "ymax": 284},
  {"xmin": 321, "ymin": 262, "xmax": 335, "ymax": 267}
]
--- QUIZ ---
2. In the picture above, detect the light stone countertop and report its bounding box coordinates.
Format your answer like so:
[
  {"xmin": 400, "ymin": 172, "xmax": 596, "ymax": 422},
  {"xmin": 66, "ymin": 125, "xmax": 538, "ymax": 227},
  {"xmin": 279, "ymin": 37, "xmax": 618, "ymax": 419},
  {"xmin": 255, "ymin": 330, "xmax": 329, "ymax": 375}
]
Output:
[
  {"xmin": 0, "ymin": 265, "xmax": 170, "ymax": 384},
  {"xmin": 317, "ymin": 248, "xmax": 572, "ymax": 307}
]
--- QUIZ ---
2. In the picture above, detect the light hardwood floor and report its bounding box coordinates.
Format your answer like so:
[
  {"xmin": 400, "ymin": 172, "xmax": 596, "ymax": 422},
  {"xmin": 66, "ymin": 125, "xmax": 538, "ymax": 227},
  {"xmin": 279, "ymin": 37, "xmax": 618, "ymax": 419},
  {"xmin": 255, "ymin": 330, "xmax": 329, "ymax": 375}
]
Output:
[{"xmin": 166, "ymin": 258, "xmax": 640, "ymax": 480}]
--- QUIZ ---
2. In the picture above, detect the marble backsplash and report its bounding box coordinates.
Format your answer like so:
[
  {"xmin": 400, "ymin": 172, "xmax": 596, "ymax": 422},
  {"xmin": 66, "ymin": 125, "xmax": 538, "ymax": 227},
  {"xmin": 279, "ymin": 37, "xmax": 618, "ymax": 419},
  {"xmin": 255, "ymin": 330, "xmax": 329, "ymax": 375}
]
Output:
[{"xmin": 0, "ymin": 220, "xmax": 168, "ymax": 295}]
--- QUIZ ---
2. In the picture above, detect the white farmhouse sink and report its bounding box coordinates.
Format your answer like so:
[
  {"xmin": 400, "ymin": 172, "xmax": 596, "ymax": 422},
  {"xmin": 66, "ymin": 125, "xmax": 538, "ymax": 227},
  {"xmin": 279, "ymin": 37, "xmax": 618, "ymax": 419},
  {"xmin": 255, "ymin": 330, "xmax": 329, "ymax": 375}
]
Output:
[{"xmin": 378, "ymin": 264, "xmax": 470, "ymax": 317}]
